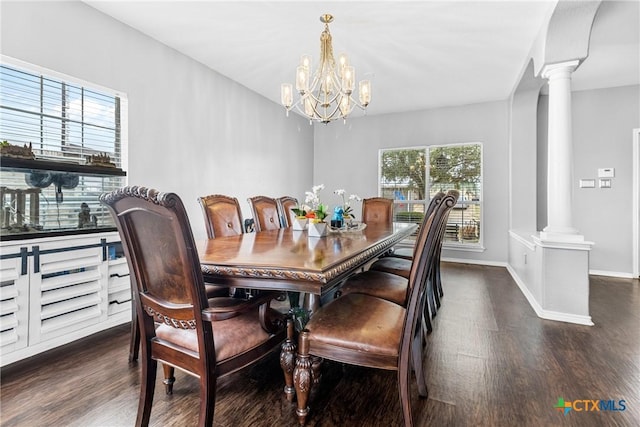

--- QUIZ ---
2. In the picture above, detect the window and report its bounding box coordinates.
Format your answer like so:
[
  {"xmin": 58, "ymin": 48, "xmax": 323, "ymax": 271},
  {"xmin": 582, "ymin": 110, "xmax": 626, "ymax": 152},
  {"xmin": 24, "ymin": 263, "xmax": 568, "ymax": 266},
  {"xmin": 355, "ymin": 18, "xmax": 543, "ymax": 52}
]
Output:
[
  {"xmin": 0, "ymin": 60, "xmax": 127, "ymax": 232},
  {"xmin": 379, "ymin": 143, "xmax": 482, "ymax": 247}
]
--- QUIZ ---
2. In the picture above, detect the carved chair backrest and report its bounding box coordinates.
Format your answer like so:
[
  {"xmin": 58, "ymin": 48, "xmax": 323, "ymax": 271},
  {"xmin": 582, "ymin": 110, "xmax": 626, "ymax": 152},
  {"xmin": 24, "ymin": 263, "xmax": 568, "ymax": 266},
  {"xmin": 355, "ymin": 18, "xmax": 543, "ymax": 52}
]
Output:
[
  {"xmin": 361, "ymin": 197, "xmax": 394, "ymax": 226},
  {"xmin": 400, "ymin": 191, "xmax": 459, "ymax": 371},
  {"xmin": 434, "ymin": 189, "xmax": 460, "ymax": 253},
  {"xmin": 425, "ymin": 192, "xmax": 446, "ymax": 220},
  {"xmin": 198, "ymin": 194, "xmax": 244, "ymax": 239},
  {"xmin": 247, "ymin": 196, "xmax": 282, "ymax": 232},
  {"xmin": 410, "ymin": 191, "xmax": 445, "ymax": 258},
  {"xmin": 277, "ymin": 196, "xmax": 298, "ymax": 228},
  {"xmin": 101, "ymin": 187, "xmax": 213, "ymax": 361}
]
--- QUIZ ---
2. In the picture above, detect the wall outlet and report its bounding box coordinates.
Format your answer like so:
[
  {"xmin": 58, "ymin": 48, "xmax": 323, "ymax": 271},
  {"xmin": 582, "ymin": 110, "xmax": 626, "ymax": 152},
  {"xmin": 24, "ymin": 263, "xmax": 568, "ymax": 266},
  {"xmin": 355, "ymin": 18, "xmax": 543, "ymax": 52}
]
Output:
[{"xmin": 599, "ymin": 178, "xmax": 612, "ymax": 188}]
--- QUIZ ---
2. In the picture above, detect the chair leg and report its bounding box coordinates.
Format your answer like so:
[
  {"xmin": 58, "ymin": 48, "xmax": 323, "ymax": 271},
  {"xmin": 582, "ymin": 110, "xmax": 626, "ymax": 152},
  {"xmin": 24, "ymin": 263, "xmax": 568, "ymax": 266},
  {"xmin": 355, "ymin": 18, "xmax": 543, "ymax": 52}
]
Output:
[
  {"xmin": 280, "ymin": 317, "xmax": 296, "ymax": 402},
  {"xmin": 421, "ymin": 292, "xmax": 433, "ymax": 345},
  {"xmin": 129, "ymin": 302, "xmax": 140, "ymax": 363},
  {"xmin": 421, "ymin": 312, "xmax": 432, "ymax": 343},
  {"xmin": 162, "ymin": 364, "xmax": 175, "ymax": 395},
  {"xmin": 135, "ymin": 353, "xmax": 156, "ymax": 427},
  {"xmin": 427, "ymin": 279, "xmax": 437, "ymax": 320},
  {"xmin": 293, "ymin": 330, "xmax": 312, "ymax": 426},
  {"xmin": 436, "ymin": 260, "xmax": 444, "ymax": 298},
  {"xmin": 411, "ymin": 334, "xmax": 428, "ymax": 398},
  {"xmin": 129, "ymin": 317, "xmax": 140, "ymax": 363},
  {"xmin": 397, "ymin": 351, "xmax": 414, "ymax": 427},
  {"xmin": 198, "ymin": 369, "xmax": 216, "ymax": 427},
  {"xmin": 429, "ymin": 268, "xmax": 441, "ymax": 309},
  {"xmin": 428, "ymin": 272, "xmax": 440, "ymax": 320}
]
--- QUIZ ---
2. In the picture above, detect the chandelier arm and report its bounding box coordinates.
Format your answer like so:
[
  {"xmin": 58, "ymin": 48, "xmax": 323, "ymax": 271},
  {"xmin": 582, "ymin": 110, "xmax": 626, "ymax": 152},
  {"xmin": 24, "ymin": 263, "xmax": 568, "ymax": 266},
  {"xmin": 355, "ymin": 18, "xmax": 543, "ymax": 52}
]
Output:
[
  {"xmin": 291, "ymin": 96, "xmax": 345, "ymax": 123},
  {"xmin": 349, "ymin": 93, "xmax": 367, "ymax": 111}
]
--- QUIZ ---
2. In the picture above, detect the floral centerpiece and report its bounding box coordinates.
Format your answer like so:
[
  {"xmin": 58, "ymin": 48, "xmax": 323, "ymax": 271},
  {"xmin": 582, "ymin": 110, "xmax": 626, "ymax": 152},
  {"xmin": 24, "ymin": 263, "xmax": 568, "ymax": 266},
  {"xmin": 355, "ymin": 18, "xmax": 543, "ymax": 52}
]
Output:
[
  {"xmin": 302, "ymin": 184, "xmax": 329, "ymax": 236},
  {"xmin": 290, "ymin": 203, "xmax": 311, "ymax": 231},
  {"xmin": 334, "ymin": 189, "xmax": 361, "ymax": 227}
]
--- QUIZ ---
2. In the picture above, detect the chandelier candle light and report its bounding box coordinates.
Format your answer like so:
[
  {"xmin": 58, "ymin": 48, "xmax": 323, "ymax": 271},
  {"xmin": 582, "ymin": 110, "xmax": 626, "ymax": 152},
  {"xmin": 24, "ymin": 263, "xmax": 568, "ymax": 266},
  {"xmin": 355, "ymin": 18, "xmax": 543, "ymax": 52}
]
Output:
[{"xmin": 281, "ymin": 14, "xmax": 371, "ymax": 124}]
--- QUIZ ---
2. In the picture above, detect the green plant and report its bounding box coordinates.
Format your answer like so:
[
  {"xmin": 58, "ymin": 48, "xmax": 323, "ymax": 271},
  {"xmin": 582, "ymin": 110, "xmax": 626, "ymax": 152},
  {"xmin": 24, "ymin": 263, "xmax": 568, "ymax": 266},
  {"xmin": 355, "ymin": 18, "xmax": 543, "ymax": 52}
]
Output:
[{"xmin": 291, "ymin": 206, "xmax": 308, "ymax": 218}]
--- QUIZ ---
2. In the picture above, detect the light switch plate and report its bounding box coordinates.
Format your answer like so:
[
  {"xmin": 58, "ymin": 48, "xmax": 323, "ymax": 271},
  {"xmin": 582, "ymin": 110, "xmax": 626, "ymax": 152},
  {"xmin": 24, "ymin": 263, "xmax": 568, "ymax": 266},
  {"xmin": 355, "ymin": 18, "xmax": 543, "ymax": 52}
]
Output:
[
  {"xmin": 579, "ymin": 179, "xmax": 596, "ymax": 188},
  {"xmin": 598, "ymin": 168, "xmax": 615, "ymax": 178}
]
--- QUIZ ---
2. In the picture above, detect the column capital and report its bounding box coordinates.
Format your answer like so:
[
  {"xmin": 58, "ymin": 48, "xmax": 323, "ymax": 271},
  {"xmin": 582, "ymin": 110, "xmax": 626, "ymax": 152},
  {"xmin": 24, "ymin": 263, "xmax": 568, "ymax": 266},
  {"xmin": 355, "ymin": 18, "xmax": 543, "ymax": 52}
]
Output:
[{"xmin": 541, "ymin": 60, "xmax": 580, "ymax": 80}]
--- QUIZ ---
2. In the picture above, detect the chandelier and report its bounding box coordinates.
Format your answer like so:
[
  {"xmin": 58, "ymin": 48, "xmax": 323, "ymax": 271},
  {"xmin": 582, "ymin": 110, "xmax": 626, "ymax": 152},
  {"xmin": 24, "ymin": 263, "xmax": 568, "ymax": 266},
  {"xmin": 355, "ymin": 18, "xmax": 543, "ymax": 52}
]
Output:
[{"xmin": 281, "ymin": 14, "xmax": 371, "ymax": 124}]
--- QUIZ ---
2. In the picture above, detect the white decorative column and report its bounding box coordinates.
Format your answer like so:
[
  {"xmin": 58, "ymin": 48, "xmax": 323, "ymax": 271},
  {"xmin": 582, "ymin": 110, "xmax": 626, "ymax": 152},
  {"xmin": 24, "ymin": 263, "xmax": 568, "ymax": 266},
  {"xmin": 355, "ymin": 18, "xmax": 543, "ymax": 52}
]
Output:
[
  {"xmin": 531, "ymin": 60, "xmax": 593, "ymax": 326},
  {"xmin": 540, "ymin": 60, "xmax": 583, "ymax": 242}
]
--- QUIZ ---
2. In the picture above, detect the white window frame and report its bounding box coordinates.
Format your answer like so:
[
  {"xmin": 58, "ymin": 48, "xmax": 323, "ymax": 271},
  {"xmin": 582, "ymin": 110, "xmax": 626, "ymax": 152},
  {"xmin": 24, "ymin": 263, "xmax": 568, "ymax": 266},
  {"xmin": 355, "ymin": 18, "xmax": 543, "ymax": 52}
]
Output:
[{"xmin": 378, "ymin": 142, "xmax": 484, "ymax": 250}]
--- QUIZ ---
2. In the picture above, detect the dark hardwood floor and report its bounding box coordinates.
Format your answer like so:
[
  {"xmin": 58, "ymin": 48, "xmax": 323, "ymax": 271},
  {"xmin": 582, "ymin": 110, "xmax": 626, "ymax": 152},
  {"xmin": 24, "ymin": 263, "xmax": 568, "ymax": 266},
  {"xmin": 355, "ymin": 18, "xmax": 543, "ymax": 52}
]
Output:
[{"xmin": 1, "ymin": 263, "xmax": 638, "ymax": 426}]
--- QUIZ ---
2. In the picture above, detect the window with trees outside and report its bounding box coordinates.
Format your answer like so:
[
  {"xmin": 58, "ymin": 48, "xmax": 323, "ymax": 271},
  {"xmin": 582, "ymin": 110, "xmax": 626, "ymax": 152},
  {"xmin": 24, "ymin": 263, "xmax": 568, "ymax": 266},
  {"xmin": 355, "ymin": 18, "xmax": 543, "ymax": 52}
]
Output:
[{"xmin": 379, "ymin": 143, "xmax": 482, "ymax": 247}]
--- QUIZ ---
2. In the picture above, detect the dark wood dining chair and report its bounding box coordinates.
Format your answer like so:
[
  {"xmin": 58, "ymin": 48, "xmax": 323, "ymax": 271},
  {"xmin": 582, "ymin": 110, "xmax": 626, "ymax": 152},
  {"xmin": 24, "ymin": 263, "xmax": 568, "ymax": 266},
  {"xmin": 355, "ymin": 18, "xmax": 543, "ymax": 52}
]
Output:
[
  {"xmin": 101, "ymin": 186, "xmax": 286, "ymax": 427},
  {"xmin": 361, "ymin": 197, "xmax": 394, "ymax": 226},
  {"xmin": 198, "ymin": 193, "xmax": 270, "ymax": 297},
  {"xmin": 367, "ymin": 190, "xmax": 459, "ymax": 311},
  {"xmin": 276, "ymin": 196, "xmax": 298, "ymax": 228},
  {"xmin": 288, "ymin": 188, "xmax": 452, "ymax": 426},
  {"xmin": 128, "ymin": 193, "xmax": 265, "ymax": 362},
  {"xmin": 247, "ymin": 196, "xmax": 282, "ymax": 232},
  {"xmin": 337, "ymin": 191, "xmax": 459, "ymax": 334},
  {"xmin": 389, "ymin": 192, "xmax": 446, "ymax": 259},
  {"xmin": 198, "ymin": 194, "xmax": 244, "ymax": 295},
  {"xmin": 198, "ymin": 194, "xmax": 245, "ymax": 238}
]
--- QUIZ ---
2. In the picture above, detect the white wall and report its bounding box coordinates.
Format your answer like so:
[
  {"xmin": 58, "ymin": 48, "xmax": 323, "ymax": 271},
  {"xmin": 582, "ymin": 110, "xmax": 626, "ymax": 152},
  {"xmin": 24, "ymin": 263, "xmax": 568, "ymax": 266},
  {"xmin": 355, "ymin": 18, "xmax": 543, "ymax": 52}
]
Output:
[
  {"xmin": 572, "ymin": 85, "xmax": 639, "ymax": 274},
  {"xmin": 313, "ymin": 102, "xmax": 511, "ymax": 264},
  {"xmin": 509, "ymin": 61, "xmax": 545, "ymax": 232},
  {"xmin": 0, "ymin": 1, "xmax": 314, "ymax": 240},
  {"xmin": 537, "ymin": 85, "xmax": 640, "ymax": 275}
]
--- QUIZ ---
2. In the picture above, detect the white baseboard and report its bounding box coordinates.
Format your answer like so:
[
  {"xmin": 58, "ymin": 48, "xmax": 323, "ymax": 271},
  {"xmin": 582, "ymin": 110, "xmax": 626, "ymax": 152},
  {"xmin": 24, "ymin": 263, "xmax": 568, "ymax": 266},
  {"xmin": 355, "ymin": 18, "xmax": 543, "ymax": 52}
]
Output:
[
  {"xmin": 537, "ymin": 309, "xmax": 594, "ymax": 326},
  {"xmin": 441, "ymin": 257, "xmax": 507, "ymax": 268},
  {"xmin": 589, "ymin": 269, "xmax": 635, "ymax": 279},
  {"xmin": 506, "ymin": 265, "xmax": 594, "ymax": 326},
  {"xmin": 506, "ymin": 265, "xmax": 544, "ymax": 316}
]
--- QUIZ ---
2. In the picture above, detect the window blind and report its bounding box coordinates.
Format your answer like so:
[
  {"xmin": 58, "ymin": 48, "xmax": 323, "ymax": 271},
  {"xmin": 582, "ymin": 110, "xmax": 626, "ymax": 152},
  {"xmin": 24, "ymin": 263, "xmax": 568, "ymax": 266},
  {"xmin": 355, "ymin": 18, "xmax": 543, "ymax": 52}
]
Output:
[
  {"xmin": 0, "ymin": 64, "xmax": 122, "ymax": 167},
  {"xmin": 0, "ymin": 62, "xmax": 127, "ymax": 233}
]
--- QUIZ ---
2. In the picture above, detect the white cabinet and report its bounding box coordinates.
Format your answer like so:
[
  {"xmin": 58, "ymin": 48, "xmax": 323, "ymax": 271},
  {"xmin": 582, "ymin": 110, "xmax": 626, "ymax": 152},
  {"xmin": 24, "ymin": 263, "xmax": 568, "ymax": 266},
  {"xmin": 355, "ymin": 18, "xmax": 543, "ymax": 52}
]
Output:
[
  {"xmin": 0, "ymin": 232, "xmax": 131, "ymax": 366},
  {"xmin": 0, "ymin": 250, "xmax": 30, "ymax": 355}
]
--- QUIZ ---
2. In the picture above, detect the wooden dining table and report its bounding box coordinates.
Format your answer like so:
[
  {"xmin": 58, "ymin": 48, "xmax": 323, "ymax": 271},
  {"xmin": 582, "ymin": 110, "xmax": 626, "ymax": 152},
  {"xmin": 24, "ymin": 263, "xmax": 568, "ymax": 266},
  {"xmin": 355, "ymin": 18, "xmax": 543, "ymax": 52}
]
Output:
[{"xmin": 198, "ymin": 222, "xmax": 417, "ymax": 310}]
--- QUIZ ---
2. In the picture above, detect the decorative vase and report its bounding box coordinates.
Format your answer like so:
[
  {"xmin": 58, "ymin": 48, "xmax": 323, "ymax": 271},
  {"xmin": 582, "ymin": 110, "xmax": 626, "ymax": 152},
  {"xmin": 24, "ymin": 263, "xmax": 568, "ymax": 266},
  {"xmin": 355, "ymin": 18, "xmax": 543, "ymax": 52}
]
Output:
[
  {"xmin": 308, "ymin": 220, "xmax": 328, "ymax": 237},
  {"xmin": 292, "ymin": 216, "xmax": 308, "ymax": 230}
]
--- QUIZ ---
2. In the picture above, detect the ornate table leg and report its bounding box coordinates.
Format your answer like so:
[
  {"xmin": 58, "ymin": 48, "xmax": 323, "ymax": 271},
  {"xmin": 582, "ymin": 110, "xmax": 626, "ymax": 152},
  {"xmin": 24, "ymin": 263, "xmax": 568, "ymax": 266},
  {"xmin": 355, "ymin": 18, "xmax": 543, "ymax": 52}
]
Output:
[
  {"xmin": 293, "ymin": 330, "xmax": 312, "ymax": 426},
  {"xmin": 303, "ymin": 293, "xmax": 320, "ymax": 315},
  {"xmin": 280, "ymin": 316, "xmax": 296, "ymax": 402}
]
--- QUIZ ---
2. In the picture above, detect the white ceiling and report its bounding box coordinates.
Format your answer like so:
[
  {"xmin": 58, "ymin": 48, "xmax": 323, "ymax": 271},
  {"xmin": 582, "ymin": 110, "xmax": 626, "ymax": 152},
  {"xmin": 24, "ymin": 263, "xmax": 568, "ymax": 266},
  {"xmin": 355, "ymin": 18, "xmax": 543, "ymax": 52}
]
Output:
[{"xmin": 84, "ymin": 1, "xmax": 639, "ymax": 117}]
